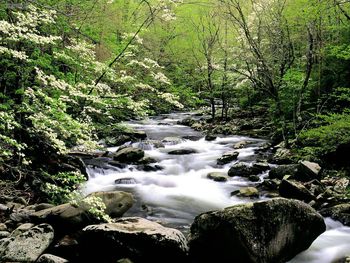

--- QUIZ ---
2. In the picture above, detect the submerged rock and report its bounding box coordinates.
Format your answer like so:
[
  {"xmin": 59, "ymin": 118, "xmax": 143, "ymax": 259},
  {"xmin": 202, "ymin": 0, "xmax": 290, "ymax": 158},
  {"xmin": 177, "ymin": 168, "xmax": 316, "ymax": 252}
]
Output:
[
  {"xmin": 189, "ymin": 198, "xmax": 326, "ymax": 263},
  {"xmin": 168, "ymin": 148, "xmax": 198, "ymax": 155},
  {"xmin": 0, "ymin": 224, "xmax": 54, "ymax": 263},
  {"xmin": 217, "ymin": 151, "xmax": 239, "ymax": 165},
  {"xmin": 207, "ymin": 172, "xmax": 228, "ymax": 182},
  {"xmin": 81, "ymin": 217, "xmax": 188, "ymax": 262}
]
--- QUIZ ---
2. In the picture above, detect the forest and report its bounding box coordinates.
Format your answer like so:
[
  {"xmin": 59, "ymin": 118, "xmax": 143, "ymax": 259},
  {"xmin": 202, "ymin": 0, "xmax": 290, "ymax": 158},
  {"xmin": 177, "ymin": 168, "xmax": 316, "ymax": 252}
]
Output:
[{"xmin": 1, "ymin": 0, "xmax": 350, "ymax": 262}]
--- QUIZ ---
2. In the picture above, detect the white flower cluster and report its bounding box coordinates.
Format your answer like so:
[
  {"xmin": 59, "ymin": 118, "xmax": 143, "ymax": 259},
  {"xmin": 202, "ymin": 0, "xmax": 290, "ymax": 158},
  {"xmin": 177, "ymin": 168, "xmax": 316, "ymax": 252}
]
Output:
[
  {"xmin": 158, "ymin": 92, "xmax": 183, "ymax": 108},
  {"xmin": 122, "ymin": 32, "xmax": 144, "ymax": 45},
  {"xmin": 0, "ymin": 4, "xmax": 61, "ymax": 45},
  {"xmin": 0, "ymin": 46, "xmax": 28, "ymax": 61},
  {"xmin": 151, "ymin": 72, "xmax": 171, "ymax": 85}
]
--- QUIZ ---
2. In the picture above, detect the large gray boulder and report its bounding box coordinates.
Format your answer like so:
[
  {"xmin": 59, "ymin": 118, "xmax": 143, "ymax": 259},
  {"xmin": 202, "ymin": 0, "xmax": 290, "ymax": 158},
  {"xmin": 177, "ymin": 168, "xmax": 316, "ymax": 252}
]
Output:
[
  {"xmin": 0, "ymin": 224, "xmax": 54, "ymax": 262},
  {"xmin": 113, "ymin": 147, "xmax": 144, "ymax": 163},
  {"xmin": 189, "ymin": 198, "xmax": 325, "ymax": 263},
  {"xmin": 80, "ymin": 217, "xmax": 188, "ymax": 262},
  {"xmin": 32, "ymin": 191, "xmax": 133, "ymax": 232},
  {"xmin": 320, "ymin": 203, "xmax": 350, "ymax": 226},
  {"xmin": 296, "ymin": 161, "xmax": 322, "ymax": 181}
]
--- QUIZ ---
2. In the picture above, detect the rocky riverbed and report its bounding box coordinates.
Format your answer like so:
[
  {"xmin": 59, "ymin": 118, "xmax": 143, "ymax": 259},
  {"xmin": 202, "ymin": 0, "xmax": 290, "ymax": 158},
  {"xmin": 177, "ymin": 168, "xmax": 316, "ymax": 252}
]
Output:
[{"xmin": 0, "ymin": 112, "xmax": 350, "ymax": 262}]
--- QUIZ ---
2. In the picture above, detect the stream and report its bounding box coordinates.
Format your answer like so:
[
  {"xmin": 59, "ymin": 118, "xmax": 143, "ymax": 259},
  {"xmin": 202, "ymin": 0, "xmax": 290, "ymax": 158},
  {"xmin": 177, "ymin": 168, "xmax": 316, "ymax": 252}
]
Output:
[{"xmin": 83, "ymin": 112, "xmax": 350, "ymax": 262}]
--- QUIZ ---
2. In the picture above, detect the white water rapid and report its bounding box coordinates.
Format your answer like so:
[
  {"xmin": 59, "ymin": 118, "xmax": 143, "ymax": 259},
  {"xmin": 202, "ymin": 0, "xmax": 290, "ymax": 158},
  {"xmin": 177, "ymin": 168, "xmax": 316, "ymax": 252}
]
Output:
[{"xmin": 83, "ymin": 112, "xmax": 350, "ymax": 262}]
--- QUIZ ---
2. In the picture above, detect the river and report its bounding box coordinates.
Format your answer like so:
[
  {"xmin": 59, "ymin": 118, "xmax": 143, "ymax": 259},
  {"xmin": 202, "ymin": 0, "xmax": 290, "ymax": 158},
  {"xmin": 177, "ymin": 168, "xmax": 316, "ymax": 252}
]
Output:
[{"xmin": 83, "ymin": 112, "xmax": 350, "ymax": 262}]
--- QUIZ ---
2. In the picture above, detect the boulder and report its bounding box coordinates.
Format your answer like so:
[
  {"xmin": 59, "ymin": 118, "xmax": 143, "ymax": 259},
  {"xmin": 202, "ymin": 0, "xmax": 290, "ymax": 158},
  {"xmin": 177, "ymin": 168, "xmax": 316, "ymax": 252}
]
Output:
[
  {"xmin": 217, "ymin": 151, "xmax": 239, "ymax": 165},
  {"xmin": 320, "ymin": 203, "xmax": 350, "ymax": 226},
  {"xmin": 113, "ymin": 147, "xmax": 144, "ymax": 163},
  {"xmin": 0, "ymin": 224, "xmax": 54, "ymax": 263},
  {"xmin": 168, "ymin": 148, "xmax": 198, "ymax": 155},
  {"xmin": 189, "ymin": 198, "xmax": 326, "ymax": 263},
  {"xmin": 32, "ymin": 191, "xmax": 133, "ymax": 232},
  {"xmin": 272, "ymin": 147, "xmax": 293, "ymax": 164},
  {"xmin": 228, "ymin": 163, "xmax": 251, "ymax": 177},
  {"xmin": 80, "ymin": 217, "xmax": 188, "ymax": 262},
  {"xmin": 296, "ymin": 161, "xmax": 322, "ymax": 181},
  {"xmin": 268, "ymin": 164, "xmax": 299, "ymax": 180},
  {"xmin": 89, "ymin": 191, "xmax": 134, "ymax": 218},
  {"xmin": 279, "ymin": 179, "xmax": 315, "ymax": 203},
  {"xmin": 207, "ymin": 172, "xmax": 228, "ymax": 182},
  {"xmin": 37, "ymin": 254, "xmax": 69, "ymax": 263},
  {"xmin": 252, "ymin": 162, "xmax": 270, "ymax": 173}
]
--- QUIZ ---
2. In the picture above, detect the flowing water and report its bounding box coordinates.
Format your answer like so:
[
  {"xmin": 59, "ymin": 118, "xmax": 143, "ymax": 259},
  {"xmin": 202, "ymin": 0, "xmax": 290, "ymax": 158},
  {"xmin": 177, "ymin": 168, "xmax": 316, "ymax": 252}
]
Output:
[{"xmin": 83, "ymin": 112, "xmax": 350, "ymax": 262}]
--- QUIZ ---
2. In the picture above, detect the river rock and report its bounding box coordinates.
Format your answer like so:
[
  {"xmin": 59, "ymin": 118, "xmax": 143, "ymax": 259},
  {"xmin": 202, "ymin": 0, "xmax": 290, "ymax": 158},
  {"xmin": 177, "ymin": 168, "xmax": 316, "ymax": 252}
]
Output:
[
  {"xmin": 113, "ymin": 147, "xmax": 144, "ymax": 163},
  {"xmin": 188, "ymin": 198, "xmax": 326, "ymax": 263},
  {"xmin": 207, "ymin": 172, "xmax": 228, "ymax": 182},
  {"xmin": 279, "ymin": 179, "xmax": 315, "ymax": 203},
  {"xmin": 32, "ymin": 191, "xmax": 133, "ymax": 232},
  {"xmin": 228, "ymin": 162, "xmax": 251, "ymax": 177},
  {"xmin": 217, "ymin": 151, "xmax": 239, "ymax": 165},
  {"xmin": 320, "ymin": 203, "xmax": 350, "ymax": 226},
  {"xmin": 37, "ymin": 254, "xmax": 69, "ymax": 263},
  {"xmin": 233, "ymin": 140, "xmax": 248, "ymax": 149},
  {"xmin": 162, "ymin": 137, "xmax": 183, "ymax": 145},
  {"xmin": 115, "ymin": 178, "xmax": 137, "ymax": 185},
  {"xmin": 232, "ymin": 187, "xmax": 259, "ymax": 198},
  {"xmin": 168, "ymin": 148, "xmax": 198, "ymax": 155},
  {"xmin": 272, "ymin": 147, "xmax": 293, "ymax": 164},
  {"xmin": 0, "ymin": 224, "xmax": 7, "ymax": 232},
  {"xmin": 205, "ymin": 134, "xmax": 217, "ymax": 141},
  {"xmin": 80, "ymin": 217, "xmax": 188, "ymax": 262},
  {"xmin": 0, "ymin": 223, "xmax": 54, "ymax": 263},
  {"xmin": 268, "ymin": 164, "xmax": 299, "ymax": 180}
]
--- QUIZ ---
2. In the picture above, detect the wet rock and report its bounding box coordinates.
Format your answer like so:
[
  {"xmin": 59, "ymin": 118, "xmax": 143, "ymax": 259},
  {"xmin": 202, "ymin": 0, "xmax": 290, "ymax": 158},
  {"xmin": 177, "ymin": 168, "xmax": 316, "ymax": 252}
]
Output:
[
  {"xmin": 108, "ymin": 161, "xmax": 127, "ymax": 169},
  {"xmin": 0, "ymin": 223, "xmax": 54, "ymax": 262},
  {"xmin": 320, "ymin": 204, "xmax": 350, "ymax": 226},
  {"xmin": 217, "ymin": 151, "xmax": 239, "ymax": 165},
  {"xmin": 52, "ymin": 235, "xmax": 79, "ymax": 261},
  {"xmin": 139, "ymin": 164, "xmax": 163, "ymax": 172},
  {"xmin": 207, "ymin": 172, "xmax": 228, "ymax": 182},
  {"xmin": 168, "ymin": 148, "xmax": 198, "ymax": 155},
  {"xmin": 260, "ymin": 179, "xmax": 281, "ymax": 191},
  {"xmin": 162, "ymin": 137, "xmax": 183, "ymax": 145},
  {"xmin": 279, "ymin": 179, "xmax": 315, "ymax": 203},
  {"xmin": 113, "ymin": 147, "xmax": 144, "ymax": 163},
  {"xmin": 189, "ymin": 198, "xmax": 326, "ymax": 263},
  {"xmin": 138, "ymin": 156, "xmax": 157, "ymax": 165},
  {"xmin": 248, "ymin": 175, "xmax": 260, "ymax": 182},
  {"xmin": 205, "ymin": 134, "xmax": 217, "ymax": 141},
  {"xmin": 233, "ymin": 140, "xmax": 248, "ymax": 149},
  {"xmin": 81, "ymin": 217, "xmax": 188, "ymax": 262},
  {"xmin": 37, "ymin": 254, "xmax": 69, "ymax": 263},
  {"xmin": 252, "ymin": 162, "xmax": 270, "ymax": 173},
  {"xmin": 115, "ymin": 178, "xmax": 137, "ymax": 185},
  {"xmin": 228, "ymin": 162, "xmax": 251, "ymax": 177},
  {"xmin": 268, "ymin": 164, "xmax": 299, "ymax": 180},
  {"xmin": 237, "ymin": 187, "xmax": 259, "ymax": 198}
]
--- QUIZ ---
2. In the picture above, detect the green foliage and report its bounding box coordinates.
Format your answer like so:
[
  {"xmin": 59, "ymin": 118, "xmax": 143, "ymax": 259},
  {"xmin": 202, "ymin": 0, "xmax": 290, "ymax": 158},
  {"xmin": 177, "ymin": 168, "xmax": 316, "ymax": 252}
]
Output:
[
  {"xmin": 298, "ymin": 113, "xmax": 350, "ymax": 158},
  {"xmin": 42, "ymin": 171, "xmax": 86, "ymax": 204}
]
